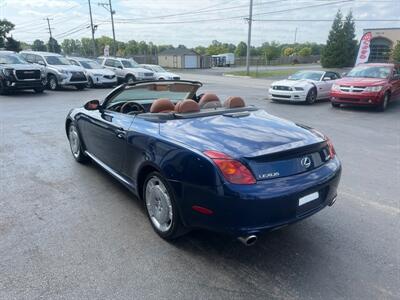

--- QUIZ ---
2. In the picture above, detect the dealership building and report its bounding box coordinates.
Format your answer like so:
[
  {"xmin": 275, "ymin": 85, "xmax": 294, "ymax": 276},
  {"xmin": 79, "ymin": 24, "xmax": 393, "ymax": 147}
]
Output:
[{"xmin": 363, "ymin": 28, "xmax": 400, "ymax": 62}]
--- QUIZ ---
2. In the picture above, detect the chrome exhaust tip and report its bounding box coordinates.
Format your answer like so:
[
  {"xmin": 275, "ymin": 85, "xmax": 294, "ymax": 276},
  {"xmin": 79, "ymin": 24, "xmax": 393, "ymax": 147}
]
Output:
[
  {"xmin": 329, "ymin": 196, "xmax": 337, "ymax": 207},
  {"xmin": 238, "ymin": 235, "xmax": 258, "ymax": 246}
]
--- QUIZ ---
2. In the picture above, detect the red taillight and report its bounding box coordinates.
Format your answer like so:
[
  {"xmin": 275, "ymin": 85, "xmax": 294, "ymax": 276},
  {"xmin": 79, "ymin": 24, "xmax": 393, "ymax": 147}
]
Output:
[
  {"xmin": 204, "ymin": 150, "xmax": 256, "ymax": 185},
  {"xmin": 326, "ymin": 138, "xmax": 336, "ymax": 159}
]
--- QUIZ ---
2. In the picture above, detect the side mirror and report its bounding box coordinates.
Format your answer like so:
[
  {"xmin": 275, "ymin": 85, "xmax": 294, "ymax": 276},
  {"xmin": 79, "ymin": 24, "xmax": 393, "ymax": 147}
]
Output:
[
  {"xmin": 117, "ymin": 65, "xmax": 123, "ymax": 69},
  {"xmin": 341, "ymin": 72, "xmax": 347, "ymax": 77},
  {"xmin": 84, "ymin": 99, "xmax": 101, "ymax": 110},
  {"xmin": 37, "ymin": 60, "xmax": 46, "ymax": 66}
]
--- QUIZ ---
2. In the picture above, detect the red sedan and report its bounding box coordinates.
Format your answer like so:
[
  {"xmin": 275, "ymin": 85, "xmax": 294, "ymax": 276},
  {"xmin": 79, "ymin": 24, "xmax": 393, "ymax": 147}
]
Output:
[{"xmin": 330, "ymin": 63, "xmax": 400, "ymax": 111}]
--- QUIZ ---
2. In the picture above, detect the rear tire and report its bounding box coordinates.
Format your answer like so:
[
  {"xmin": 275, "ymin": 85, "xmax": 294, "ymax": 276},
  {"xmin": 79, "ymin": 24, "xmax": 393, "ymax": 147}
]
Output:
[
  {"xmin": 47, "ymin": 74, "xmax": 58, "ymax": 90},
  {"xmin": 68, "ymin": 123, "xmax": 89, "ymax": 163},
  {"xmin": 377, "ymin": 92, "xmax": 389, "ymax": 112},
  {"xmin": 143, "ymin": 172, "xmax": 188, "ymax": 240},
  {"xmin": 306, "ymin": 88, "xmax": 317, "ymax": 104}
]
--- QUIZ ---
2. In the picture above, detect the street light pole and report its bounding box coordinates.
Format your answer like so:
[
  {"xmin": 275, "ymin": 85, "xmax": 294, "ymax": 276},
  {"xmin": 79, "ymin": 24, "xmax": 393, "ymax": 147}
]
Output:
[
  {"xmin": 246, "ymin": 0, "xmax": 253, "ymax": 76},
  {"xmin": 87, "ymin": 0, "xmax": 96, "ymax": 57}
]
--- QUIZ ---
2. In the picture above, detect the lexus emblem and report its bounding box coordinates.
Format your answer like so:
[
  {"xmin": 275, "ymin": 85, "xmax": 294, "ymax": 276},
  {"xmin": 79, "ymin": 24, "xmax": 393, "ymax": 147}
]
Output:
[{"xmin": 301, "ymin": 156, "xmax": 312, "ymax": 168}]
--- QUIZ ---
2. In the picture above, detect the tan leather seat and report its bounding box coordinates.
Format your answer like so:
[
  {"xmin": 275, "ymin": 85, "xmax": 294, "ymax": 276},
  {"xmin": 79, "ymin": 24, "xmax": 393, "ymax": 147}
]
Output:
[
  {"xmin": 224, "ymin": 96, "xmax": 246, "ymax": 108},
  {"xmin": 175, "ymin": 99, "xmax": 200, "ymax": 113},
  {"xmin": 199, "ymin": 93, "xmax": 221, "ymax": 109},
  {"xmin": 150, "ymin": 98, "xmax": 175, "ymax": 113}
]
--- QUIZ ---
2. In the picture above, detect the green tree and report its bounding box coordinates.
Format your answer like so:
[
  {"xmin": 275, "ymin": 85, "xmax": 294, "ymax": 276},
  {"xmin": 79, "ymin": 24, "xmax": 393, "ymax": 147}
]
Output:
[
  {"xmin": 5, "ymin": 36, "xmax": 21, "ymax": 52},
  {"xmin": 235, "ymin": 41, "xmax": 247, "ymax": 57},
  {"xmin": 194, "ymin": 45, "xmax": 206, "ymax": 55},
  {"xmin": 342, "ymin": 11, "xmax": 357, "ymax": 66},
  {"xmin": 299, "ymin": 47, "xmax": 312, "ymax": 57},
  {"xmin": 32, "ymin": 39, "xmax": 47, "ymax": 51},
  {"xmin": 321, "ymin": 10, "xmax": 345, "ymax": 67},
  {"xmin": 47, "ymin": 37, "xmax": 61, "ymax": 53},
  {"xmin": 392, "ymin": 41, "xmax": 400, "ymax": 62},
  {"xmin": 262, "ymin": 42, "xmax": 280, "ymax": 63},
  {"xmin": 283, "ymin": 47, "xmax": 295, "ymax": 56},
  {"xmin": 0, "ymin": 19, "xmax": 15, "ymax": 48}
]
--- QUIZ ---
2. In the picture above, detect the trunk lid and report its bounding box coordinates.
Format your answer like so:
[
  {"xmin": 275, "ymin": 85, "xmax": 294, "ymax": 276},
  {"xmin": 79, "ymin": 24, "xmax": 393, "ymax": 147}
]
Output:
[{"xmin": 160, "ymin": 110, "xmax": 329, "ymax": 180}]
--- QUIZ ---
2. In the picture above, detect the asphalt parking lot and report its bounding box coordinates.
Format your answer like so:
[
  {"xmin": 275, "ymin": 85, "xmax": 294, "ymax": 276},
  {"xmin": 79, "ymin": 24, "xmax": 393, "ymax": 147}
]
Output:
[{"xmin": 1, "ymin": 73, "xmax": 399, "ymax": 299}]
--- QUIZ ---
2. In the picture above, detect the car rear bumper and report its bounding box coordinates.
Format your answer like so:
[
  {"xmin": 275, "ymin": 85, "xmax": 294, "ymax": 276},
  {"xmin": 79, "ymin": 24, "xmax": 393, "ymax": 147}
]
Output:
[
  {"xmin": 330, "ymin": 91, "xmax": 383, "ymax": 106},
  {"xmin": 268, "ymin": 88, "xmax": 307, "ymax": 101},
  {"xmin": 174, "ymin": 157, "xmax": 341, "ymax": 236}
]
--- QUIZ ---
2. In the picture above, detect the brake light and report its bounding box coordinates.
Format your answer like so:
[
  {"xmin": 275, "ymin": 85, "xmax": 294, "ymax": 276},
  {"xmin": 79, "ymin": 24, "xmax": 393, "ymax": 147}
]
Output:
[
  {"xmin": 204, "ymin": 150, "xmax": 256, "ymax": 185},
  {"xmin": 326, "ymin": 138, "xmax": 336, "ymax": 159}
]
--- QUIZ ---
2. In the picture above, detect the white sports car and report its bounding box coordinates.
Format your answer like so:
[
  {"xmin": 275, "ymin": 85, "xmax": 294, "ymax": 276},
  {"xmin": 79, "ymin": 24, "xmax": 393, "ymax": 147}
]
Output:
[{"xmin": 269, "ymin": 70, "xmax": 341, "ymax": 104}]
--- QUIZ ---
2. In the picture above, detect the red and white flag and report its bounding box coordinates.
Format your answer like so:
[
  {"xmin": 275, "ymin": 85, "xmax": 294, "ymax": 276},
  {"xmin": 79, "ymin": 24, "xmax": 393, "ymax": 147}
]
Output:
[{"xmin": 355, "ymin": 32, "xmax": 372, "ymax": 66}]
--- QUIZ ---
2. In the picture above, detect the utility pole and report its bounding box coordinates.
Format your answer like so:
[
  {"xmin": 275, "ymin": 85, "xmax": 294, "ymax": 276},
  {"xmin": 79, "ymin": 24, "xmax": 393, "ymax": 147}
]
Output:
[
  {"xmin": 44, "ymin": 17, "xmax": 53, "ymax": 39},
  {"xmin": 87, "ymin": 0, "xmax": 97, "ymax": 57},
  {"xmin": 245, "ymin": 0, "xmax": 253, "ymax": 76},
  {"xmin": 294, "ymin": 27, "xmax": 298, "ymax": 44},
  {"xmin": 98, "ymin": 0, "xmax": 116, "ymax": 56}
]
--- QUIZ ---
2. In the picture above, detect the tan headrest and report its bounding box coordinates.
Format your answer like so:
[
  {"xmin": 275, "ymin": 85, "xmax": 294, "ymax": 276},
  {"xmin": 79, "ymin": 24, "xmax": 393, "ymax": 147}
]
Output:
[
  {"xmin": 175, "ymin": 99, "xmax": 200, "ymax": 113},
  {"xmin": 150, "ymin": 98, "xmax": 175, "ymax": 113},
  {"xmin": 224, "ymin": 96, "xmax": 245, "ymax": 108}
]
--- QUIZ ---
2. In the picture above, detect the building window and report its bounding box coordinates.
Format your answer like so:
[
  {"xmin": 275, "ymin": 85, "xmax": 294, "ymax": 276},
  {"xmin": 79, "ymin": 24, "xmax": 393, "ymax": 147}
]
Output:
[{"xmin": 368, "ymin": 37, "xmax": 393, "ymax": 63}]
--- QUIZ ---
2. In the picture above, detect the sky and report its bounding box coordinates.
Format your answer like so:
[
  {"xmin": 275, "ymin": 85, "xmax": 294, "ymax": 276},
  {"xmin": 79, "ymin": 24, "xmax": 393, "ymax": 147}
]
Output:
[{"xmin": 1, "ymin": 0, "xmax": 399, "ymax": 47}]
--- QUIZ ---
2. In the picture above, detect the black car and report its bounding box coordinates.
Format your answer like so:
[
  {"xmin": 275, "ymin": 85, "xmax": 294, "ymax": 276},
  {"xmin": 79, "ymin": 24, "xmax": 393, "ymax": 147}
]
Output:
[{"xmin": 0, "ymin": 51, "xmax": 46, "ymax": 94}]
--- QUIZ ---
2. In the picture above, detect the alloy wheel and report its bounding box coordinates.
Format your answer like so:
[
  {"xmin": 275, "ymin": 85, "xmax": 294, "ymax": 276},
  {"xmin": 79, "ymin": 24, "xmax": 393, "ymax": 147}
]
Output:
[
  {"xmin": 68, "ymin": 125, "xmax": 80, "ymax": 158},
  {"xmin": 145, "ymin": 176, "xmax": 173, "ymax": 233}
]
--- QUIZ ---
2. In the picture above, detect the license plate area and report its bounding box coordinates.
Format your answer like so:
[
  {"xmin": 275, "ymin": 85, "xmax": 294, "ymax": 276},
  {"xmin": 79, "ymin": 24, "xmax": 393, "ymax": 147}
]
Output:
[{"xmin": 297, "ymin": 190, "xmax": 325, "ymax": 217}]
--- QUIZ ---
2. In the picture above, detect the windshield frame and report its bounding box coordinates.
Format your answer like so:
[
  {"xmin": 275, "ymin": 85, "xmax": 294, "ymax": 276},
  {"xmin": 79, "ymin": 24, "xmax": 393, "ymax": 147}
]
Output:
[
  {"xmin": 289, "ymin": 71, "xmax": 324, "ymax": 81},
  {"xmin": 102, "ymin": 80, "xmax": 202, "ymax": 112},
  {"xmin": 121, "ymin": 59, "xmax": 139, "ymax": 68},
  {"xmin": 0, "ymin": 53, "xmax": 28, "ymax": 65},
  {"xmin": 80, "ymin": 60, "xmax": 102, "ymax": 69},
  {"xmin": 345, "ymin": 65, "xmax": 392, "ymax": 79},
  {"xmin": 45, "ymin": 56, "xmax": 71, "ymax": 66}
]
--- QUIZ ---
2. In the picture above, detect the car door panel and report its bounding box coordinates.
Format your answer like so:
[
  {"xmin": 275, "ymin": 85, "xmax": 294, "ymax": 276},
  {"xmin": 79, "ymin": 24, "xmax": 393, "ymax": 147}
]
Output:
[{"xmin": 80, "ymin": 110, "xmax": 134, "ymax": 173}]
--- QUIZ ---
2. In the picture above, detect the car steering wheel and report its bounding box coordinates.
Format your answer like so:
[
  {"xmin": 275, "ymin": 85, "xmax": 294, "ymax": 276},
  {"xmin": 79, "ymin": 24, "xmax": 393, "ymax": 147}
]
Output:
[{"xmin": 120, "ymin": 102, "xmax": 146, "ymax": 115}]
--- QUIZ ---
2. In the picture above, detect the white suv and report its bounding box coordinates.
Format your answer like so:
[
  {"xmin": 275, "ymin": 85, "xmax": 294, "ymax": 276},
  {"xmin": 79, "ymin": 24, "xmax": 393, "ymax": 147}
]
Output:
[{"xmin": 98, "ymin": 56, "xmax": 155, "ymax": 84}]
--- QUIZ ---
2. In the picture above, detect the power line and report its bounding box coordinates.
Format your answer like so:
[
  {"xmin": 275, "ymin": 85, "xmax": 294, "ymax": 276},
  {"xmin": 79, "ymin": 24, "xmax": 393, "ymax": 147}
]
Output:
[{"xmin": 98, "ymin": 0, "xmax": 116, "ymax": 56}]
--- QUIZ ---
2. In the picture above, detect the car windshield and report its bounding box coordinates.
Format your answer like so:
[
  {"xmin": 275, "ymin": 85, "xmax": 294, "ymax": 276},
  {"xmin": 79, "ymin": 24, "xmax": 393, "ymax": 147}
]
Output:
[
  {"xmin": 289, "ymin": 71, "xmax": 323, "ymax": 81},
  {"xmin": 45, "ymin": 56, "xmax": 71, "ymax": 65},
  {"xmin": 346, "ymin": 66, "xmax": 391, "ymax": 79},
  {"xmin": 121, "ymin": 59, "xmax": 138, "ymax": 68},
  {"xmin": 80, "ymin": 60, "xmax": 102, "ymax": 69},
  {"xmin": 0, "ymin": 53, "xmax": 27, "ymax": 64},
  {"xmin": 107, "ymin": 82, "xmax": 201, "ymax": 108},
  {"xmin": 152, "ymin": 65, "xmax": 166, "ymax": 72}
]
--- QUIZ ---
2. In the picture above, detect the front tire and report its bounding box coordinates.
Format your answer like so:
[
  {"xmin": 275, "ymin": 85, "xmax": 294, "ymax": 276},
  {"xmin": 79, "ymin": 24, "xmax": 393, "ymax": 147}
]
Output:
[
  {"xmin": 377, "ymin": 92, "xmax": 389, "ymax": 112},
  {"xmin": 143, "ymin": 172, "xmax": 187, "ymax": 240},
  {"xmin": 306, "ymin": 88, "xmax": 317, "ymax": 104},
  {"xmin": 125, "ymin": 74, "xmax": 135, "ymax": 84},
  {"xmin": 47, "ymin": 74, "xmax": 58, "ymax": 90},
  {"xmin": 87, "ymin": 77, "xmax": 95, "ymax": 88},
  {"xmin": 68, "ymin": 123, "xmax": 89, "ymax": 163}
]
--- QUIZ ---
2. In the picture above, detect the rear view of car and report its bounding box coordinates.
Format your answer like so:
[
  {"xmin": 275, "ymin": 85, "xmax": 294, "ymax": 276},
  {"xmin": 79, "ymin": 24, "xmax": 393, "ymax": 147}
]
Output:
[
  {"xmin": 0, "ymin": 51, "xmax": 46, "ymax": 94},
  {"xmin": 330, "ymin": 63, "xmax": 400, "ymax": 111}
]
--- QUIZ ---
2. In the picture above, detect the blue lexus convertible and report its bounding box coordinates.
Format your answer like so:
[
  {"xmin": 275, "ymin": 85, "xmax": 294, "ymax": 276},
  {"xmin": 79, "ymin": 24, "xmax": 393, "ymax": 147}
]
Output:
[{"xmin": 66, "ymin": 80, "xmax": 341, "ymax": 245}]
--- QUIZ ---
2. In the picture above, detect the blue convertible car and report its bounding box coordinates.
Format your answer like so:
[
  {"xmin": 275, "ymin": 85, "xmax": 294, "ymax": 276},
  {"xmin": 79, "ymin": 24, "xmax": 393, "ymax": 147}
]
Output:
[{"xmin": 66, "ymin": 80, "xmax": 341, "ymax": 245}]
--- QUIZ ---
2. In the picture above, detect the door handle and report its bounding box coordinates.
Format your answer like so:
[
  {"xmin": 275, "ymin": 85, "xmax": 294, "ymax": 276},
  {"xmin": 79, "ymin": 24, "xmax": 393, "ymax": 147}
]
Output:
[{"xmin": 115, "ymin": 129, "xmax": 126, "ymax": 139}]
